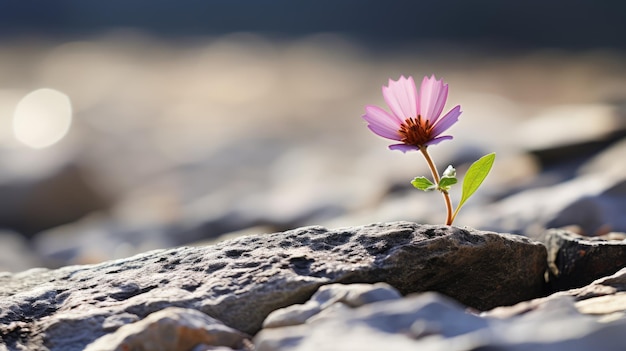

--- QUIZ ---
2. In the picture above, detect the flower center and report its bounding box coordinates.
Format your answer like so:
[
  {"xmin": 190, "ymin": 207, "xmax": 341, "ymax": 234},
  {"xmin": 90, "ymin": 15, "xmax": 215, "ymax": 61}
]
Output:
[{"xmin": 398, "ymin": 116, "xmax": 433, "ymax": 147}]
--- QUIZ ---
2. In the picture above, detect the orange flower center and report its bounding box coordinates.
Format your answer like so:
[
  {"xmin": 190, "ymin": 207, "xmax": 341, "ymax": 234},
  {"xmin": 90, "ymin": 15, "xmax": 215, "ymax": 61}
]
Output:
[{"xmin": 399, "ymin": 116, "xmax": 433, "ymax": 147}]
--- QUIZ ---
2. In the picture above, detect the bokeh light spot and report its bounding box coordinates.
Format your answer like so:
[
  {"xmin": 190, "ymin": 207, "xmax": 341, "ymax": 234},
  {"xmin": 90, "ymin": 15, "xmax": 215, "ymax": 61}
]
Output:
[{"xmin": 12, "ymin": 88, "xmax": 73, "ymax": 149}]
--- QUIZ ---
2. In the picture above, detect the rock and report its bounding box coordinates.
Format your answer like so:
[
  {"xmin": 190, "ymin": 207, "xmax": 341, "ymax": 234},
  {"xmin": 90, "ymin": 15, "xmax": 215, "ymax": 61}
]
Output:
[
  {"xmin": 191, "ymin": 346, "xmax": 245, "ymax": 351},
  {"xmin": 569, "ymin": 267, "xmax": 626, "ymax": 318},
  {"xmin": 262, "ymin": 283, "xmax": 402, "ymax": 328},
  {"xmin": 486, "ymin": 267, "xmax": 626, "ymax": 322},
  {"xmin": 32, "ymin": 213, "xmax": 178, "ymax": 268},
  {"xmin": 459, "ymin": 173, "xmax": 626, "ymax": 236},
  {"xmin": 516, "ymin": 104, "xmax": 626, "ymax": 167},
  {"xmin": 0, "ymin": 222, "xmax": 546, "ymax": 350},
  {"xmin": 539, "ymin": 228, "xmax": 626, "ymax": 291},
  {"xmin": 255, "ymin": 290, "xmax": 626, "ymax": 351},
  {"xmin": 0, "ymin": 230, "xmax": 42, "ymax": 272},
  {"xmin": 84, "ymin": 307, "xmax": 250, "ymax": 351},
  {"xmin": 579, "ymin": 137, "xmax": 626, "ymax": 179},
  {"xmin": 254, "ymin": 292, "xmax": 485, "ymax": 351},
  {"xmin": 0, "ymin": 153, "xmax": 109, "ymax": 238},
  {"xmin": 459, "ymin": 130, "xmax": 626, "ymax": 237},
  {"xmin": 575, "ymin": 292, "xmax": 626, "ymax": 321},
  {"xmin": 544, "ymin": 178, "xmax": 626, "ymax": 236}
]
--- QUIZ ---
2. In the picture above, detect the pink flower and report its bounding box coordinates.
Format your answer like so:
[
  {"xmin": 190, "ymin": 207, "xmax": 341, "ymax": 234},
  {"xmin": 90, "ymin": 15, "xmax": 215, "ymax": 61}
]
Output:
[{"xmin": 362, "ymin": 75, "xmax": 461, "ymax": 152}]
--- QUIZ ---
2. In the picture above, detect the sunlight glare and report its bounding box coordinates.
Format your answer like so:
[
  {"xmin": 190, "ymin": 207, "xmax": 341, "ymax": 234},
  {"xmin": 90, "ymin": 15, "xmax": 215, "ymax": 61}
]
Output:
[{"xmin": 12, "ymin": 88, "xmax": 73, "ymax": 149}]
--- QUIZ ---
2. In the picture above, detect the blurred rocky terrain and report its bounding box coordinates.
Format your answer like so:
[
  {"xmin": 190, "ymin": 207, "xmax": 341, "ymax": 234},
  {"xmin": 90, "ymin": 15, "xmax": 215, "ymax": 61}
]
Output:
[{"xmin": 1, "ymin": 32, "xmax": 626, "ymax": 271}]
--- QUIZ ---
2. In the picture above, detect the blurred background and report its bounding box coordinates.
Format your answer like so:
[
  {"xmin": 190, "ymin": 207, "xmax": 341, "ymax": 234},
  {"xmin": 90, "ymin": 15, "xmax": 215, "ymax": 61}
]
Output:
[{"xmin": 1, "ymin": 1, "xmax": 626, "ymax": 271}]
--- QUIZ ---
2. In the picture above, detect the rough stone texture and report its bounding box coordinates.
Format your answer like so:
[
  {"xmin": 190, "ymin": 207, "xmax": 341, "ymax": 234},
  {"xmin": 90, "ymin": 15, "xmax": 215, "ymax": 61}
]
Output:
[
  {"xmin": 0, "ymin": 222, "xmax": 546, "ymax": 350},
  {"xmin": 263, "ymin": 283, "xmax": 402, "ymax": 328},
  {"xmin": 539, "ymin": 228, "xmax": 626, "ymax": 291},
  {"xmin": 84, "ymin": 307, "xmax": 250, "ymax": 351},
  {"xmin": 254, "ymin": 291, "xmax": 626, "ymax": 351}
]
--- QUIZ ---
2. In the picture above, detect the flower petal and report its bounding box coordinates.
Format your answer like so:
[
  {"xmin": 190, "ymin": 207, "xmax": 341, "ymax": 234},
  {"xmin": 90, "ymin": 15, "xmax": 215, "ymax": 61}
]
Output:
[
  {"xmin": 424, "ymin": 135, "xmax": 453, "ymax": 146},
  {"xmin": 362, "ymin": 105, "xmax": 402, "ymax": 140},
  {"xmin": 367, "ymin": 124, "xmax": 401, "ymax": 140},
  {"xmin": 419, "ymin": 75, "xmax": 448, "ymax": 123},
  {"xmin": 382, "ymin": 76, "xmax": 418, "ymax": 120},
  {"xmin": 389, "ymin": 143, "xmax": 420, "ymax": 153},
  {"xmin": 431, "ymin": 105, "xmax": 461, "ymax": 137}
]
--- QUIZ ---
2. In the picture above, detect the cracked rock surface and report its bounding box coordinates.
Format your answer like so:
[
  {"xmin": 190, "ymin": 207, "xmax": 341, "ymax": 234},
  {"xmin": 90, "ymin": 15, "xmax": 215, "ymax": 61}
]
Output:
[{"xmin": 0, "ymin": 222, "xmax": 546, "ymax": 351}]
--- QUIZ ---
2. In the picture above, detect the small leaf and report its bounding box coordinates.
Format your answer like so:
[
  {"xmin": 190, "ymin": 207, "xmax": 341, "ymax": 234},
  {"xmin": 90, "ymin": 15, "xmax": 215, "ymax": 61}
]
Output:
[
  {"xmin": 438, "ymin": 176, "xmax": 458, "ymax": 191},
  {"xmin": 438, "ymin": 165, "xmax": 457, "ymax": 191},
  {"xmin": 411, "ymin": 176, "xmax": 436, "ymax": 191},
  {"xmin": 457, "ymin": 153, "xmax": 496, "ymax": 211}
]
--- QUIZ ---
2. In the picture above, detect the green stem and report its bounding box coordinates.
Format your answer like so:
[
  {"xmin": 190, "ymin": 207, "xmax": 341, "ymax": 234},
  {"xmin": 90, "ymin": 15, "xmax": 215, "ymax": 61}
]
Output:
[{"xmin": 419, "ymin": 146, "xmax": 454, "ymax": 225}]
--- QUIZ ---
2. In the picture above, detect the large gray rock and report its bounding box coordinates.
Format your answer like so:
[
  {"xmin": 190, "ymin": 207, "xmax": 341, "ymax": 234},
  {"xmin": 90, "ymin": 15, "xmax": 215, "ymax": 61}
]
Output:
[{"xmin": 0, "ymin": 222, "xmax": 546, "ymax": 350}]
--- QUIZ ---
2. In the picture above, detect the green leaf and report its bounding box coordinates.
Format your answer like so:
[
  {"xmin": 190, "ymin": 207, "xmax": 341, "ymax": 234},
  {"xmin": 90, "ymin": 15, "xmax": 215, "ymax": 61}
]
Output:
[
  {"xmin": 457, "ymin": 153, "xmax": 495, "ymax": 211},
  {"xmin": 438, "ymin": 165, "xmax": 457, "ymax": 191},
  {"xmin": 438, "ymin": 176, "xmax": 457, "ymax": 191},
  {"xmin": 411, "ymin": 176, "xmax": 436, "ymax": 191}
]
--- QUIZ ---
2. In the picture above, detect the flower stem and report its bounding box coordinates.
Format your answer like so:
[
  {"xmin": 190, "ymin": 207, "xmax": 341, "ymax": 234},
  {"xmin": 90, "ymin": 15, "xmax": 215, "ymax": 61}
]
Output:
[{"xmin": 419, "ymin": 146, "xmax": 454, "ymax": 225}]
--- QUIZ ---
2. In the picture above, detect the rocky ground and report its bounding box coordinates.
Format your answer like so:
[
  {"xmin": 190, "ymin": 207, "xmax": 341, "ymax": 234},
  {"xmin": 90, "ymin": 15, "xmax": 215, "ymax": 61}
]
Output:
[
  {"xmin": 1, "ymin": 33, "xmax": 626, "ymax": 350},
  {"xmin": 1, "ymin": 222, "xmax": 626, "ymax": 350}
]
